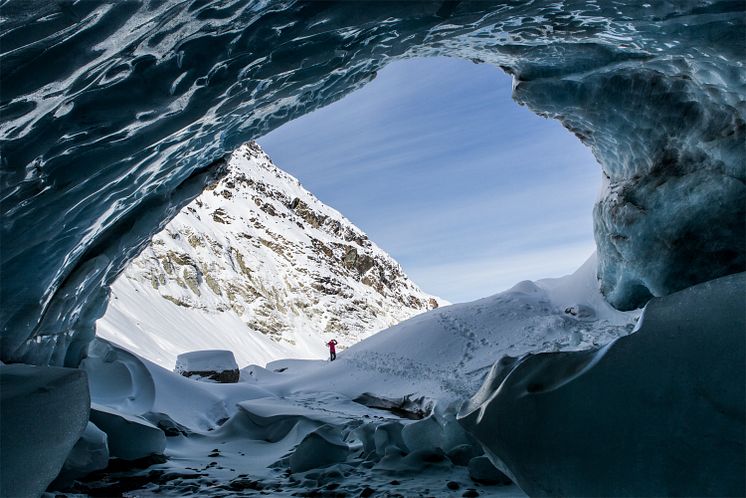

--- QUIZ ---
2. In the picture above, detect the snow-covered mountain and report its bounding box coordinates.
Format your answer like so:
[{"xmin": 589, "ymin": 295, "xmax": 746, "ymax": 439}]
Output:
[{"xmin": 97, "ymin": 142, "xmax": 442, "ymax": 368}]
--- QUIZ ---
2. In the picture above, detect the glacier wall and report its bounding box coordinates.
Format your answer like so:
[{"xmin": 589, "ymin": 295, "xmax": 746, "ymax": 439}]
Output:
[{"xmin": 1, "ymin": 1, "xmax": 744, "ymax": 365}]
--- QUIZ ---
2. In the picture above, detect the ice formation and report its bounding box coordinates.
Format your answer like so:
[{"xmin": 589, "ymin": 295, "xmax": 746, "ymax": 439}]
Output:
[
  {"xmin": 53, "ymin": 422, "xmax": 110, "ymax": 488},
  {"xmin": 0, "ymin": 364, "xmax": 90, "ymax": 497},
  {"xmin": 2, "ymin": 1, "xmax": 744, "ymax": 365},
  {"xmin": 458, "ymin": 272, "xmax": 746, "ymax": 497}
]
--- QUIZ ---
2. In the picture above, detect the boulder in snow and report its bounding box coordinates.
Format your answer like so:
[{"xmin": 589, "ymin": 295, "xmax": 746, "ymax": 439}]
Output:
[
  {"xmin": 175, "ymin": 350, "xmax": 240, "ymax": 383},
  {"xmin": 0, "ymin": 365, "xmax": 90, "ymax": 497},
  {"xmin": 459, "ymin": 272, "xmax": 746, "ymax": 497}
]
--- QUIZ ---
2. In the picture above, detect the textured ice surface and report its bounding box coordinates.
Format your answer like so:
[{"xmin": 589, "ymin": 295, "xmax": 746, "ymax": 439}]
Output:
[
  {"xmin": 0, "ymin": 364, "xmax": 90, "ymax": 497},
  {"xmin": 1, "ymin": 1, "xmax": 744, "ymax": 364},
  {"xmin": 459, "ymin": 272, "xmax": 746, "ymax": 497}
]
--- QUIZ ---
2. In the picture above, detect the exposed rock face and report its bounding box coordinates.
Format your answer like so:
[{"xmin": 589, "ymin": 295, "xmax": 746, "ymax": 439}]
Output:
[
  {"xmin": 1, "ymin": 2, "xmax": 744, "ymax": 364},
  {"xmin": 458, "ymin": 272, "xmax": 746, "ymax": 497},
  {"xmin": 101, "ymin": 142, "xmax": 440, "ymax": 360}
]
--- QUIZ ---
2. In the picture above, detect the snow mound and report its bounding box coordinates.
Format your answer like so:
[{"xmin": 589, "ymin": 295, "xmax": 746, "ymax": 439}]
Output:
[
  {"xmin": 0, "ymin": 365, "xmax": 90, "ymax": 497},
  {"xmin": 459, "ymin": 272, "xmax": 746, "ymax": 497}
]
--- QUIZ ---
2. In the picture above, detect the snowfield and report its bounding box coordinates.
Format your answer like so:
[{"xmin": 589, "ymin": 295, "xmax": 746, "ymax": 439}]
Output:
[{"xmin": 71, "ymin": 253, "xmax": 641, "ymax": 497}]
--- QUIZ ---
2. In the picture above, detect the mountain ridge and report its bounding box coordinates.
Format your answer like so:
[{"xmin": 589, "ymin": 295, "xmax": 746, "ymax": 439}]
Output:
[{"xmin": 98, "ymin": 141, "xmax": 443, "ymax": 367}]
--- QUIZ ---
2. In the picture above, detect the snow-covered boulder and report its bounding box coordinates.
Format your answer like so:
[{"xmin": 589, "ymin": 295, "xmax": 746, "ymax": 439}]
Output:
[
  {"xmin": 89, "ymin": 403, "xmax": 166, "ymax": 461},
  {"xmin": 175, "ymin": 350, "xmax": 240, "ymax": 383},
  {"xmin": 459, "ymin": 272, "xmax": 746, "ymax": 497},
  {"xmin": 0, "ymin": 365, "xmax": 90, "ymax": 497},
  {"xmin": 53, "ymin": 422, "xmax": 110, "ymax": 487}
]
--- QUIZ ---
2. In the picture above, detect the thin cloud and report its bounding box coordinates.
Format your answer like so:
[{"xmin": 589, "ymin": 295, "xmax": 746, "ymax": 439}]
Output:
[{"xmin": 260, "ymin": 57, "xmax": 601, "ymax": 302}]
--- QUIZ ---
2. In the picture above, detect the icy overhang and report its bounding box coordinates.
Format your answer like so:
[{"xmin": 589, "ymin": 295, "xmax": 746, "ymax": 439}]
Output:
[{"xmin": 1, "ymin": 1, "xmax": 744, "ymax": 365}]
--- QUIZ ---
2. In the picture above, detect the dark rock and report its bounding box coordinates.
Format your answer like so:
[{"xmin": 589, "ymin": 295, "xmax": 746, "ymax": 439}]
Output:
[
  {"xmin": 467, "ymin": 456, "xmax": 512, "ymax": 485},
  {"xmin": 228, "ymin": 478, "xmax": 264, "ymax": 491},
  {"xmin": 447, "ymin": 481, "xmax": 460, "ymax": 490},
  {"xmin": 446, "ymin": 444, "xmax": 482, "ymax": 467},
  {"xmin": 352, "ymin": 392, "xmax": 433, "ymax": 420}
]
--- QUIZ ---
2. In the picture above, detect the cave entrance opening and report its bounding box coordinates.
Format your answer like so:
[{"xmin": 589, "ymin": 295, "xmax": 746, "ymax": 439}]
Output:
[{"xmin": 258, "ymin": 56, "xmax": 601, "ymax": 304}]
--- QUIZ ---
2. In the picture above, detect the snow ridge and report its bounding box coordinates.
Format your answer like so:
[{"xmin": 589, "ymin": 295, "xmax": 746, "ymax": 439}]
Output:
[{"xmin": 98, "ymin": 142, "xmax": 441, "ymax": 367}]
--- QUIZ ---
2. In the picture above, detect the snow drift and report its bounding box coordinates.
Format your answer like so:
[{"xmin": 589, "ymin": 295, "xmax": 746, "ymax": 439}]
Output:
[{"xmin": 2, "ymin": 1, "xmax": 744, "ymax": 365}]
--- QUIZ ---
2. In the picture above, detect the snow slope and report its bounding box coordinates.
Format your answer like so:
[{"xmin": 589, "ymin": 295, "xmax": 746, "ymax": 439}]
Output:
[
  {"xmin": 98, "ymin": 141, "xmax": 442, "ymax": 368},
  {"xmin": 73, "ymin": 254, "xmax": 638, "ymax": 497}
]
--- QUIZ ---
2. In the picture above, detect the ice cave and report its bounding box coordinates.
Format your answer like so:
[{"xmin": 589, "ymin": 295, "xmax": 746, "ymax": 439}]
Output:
[{"xmin": 0, "ymin": 1, "xmax": 744, "ymax": 497}]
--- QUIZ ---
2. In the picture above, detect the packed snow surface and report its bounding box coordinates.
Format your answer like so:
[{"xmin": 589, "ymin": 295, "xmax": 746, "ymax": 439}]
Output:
[
  {"xmin": 2, "ymin": 1, "xmax": 743, "ymax": 366},
  {"xmin": 72, "ymin": 254, "xmax": 639, "ymax": 496},
  {"xmin": 97, "ymin": 141, "xmax": 441, "ymax": 368}
]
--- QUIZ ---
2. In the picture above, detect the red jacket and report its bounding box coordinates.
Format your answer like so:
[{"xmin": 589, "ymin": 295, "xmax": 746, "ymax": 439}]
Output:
[{"xmin": 326, "ymin": 340, "xmax": 337, "ymax": 353}]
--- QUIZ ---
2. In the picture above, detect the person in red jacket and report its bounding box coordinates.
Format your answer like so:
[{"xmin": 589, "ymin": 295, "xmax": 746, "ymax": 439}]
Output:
[{"xmin": 326, "ymin": 339, "xmax": 338, "ymax": 361}]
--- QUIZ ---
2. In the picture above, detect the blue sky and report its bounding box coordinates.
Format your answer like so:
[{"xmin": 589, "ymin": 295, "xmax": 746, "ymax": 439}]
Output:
[{"xmin": 259, "ymin": 57, "xmax": 600, "ymax": 303}]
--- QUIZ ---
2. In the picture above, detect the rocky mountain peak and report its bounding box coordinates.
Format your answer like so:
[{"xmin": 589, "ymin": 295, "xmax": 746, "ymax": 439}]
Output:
[{"xmin": 99, "ymin": 141, "xmax": 442, "ymax": 365}]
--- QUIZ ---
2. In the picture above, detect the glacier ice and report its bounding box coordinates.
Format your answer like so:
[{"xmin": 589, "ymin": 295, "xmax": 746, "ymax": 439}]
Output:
[
  {"xmin": 1, "ymin": 1, "xmax": 744, "ymax": 365},
  {"xmin": 289, "ymin": 425, "xmax": 349, "ymax": 473},
  {"xmin": 0, "ymin": 364, "xmax": 90, "ymax": 497},
  {"xmin": 89, "ymin": 403, "xmax": 167, "ymax": 461},
  {"xmin": 458, "ymin": 272, "xmax": 746, "ymax": 497},
  {"xmin": 53, "ymin": 422, "xmax": 110, "ymax": 488}
]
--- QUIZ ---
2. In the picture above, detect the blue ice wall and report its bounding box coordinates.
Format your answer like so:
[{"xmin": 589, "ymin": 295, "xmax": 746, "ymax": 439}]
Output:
[{"xmin": 1, "ymin": 1, "xmax": 744, "ymax": 365}]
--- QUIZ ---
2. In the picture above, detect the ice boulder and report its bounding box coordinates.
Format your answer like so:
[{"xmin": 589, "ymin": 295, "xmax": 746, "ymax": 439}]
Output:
[
  {"xmin": 459, "ymin": 272, "xmax": 746, "ymax": 497},
  {"xmin": 52, "ymin": 422, "xmax": 110, "ymax": 487},
  {"xmin": 0, "ymin": 365, "xmax": 89, "ymax": 497},
  {"xmin": 175, "ymin": 350, "xmax": 240, "ymax": 383},
  {"xmin": 289, "ymin": 425, "xmax": 349, "ymax": 473},
  {"xmin": 89, "ymin": 403, "xmax": 166, "ymax": 461},
  {"xmin": 401, "ymin": 414, "xmax": 443, "ymax": 453}
]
